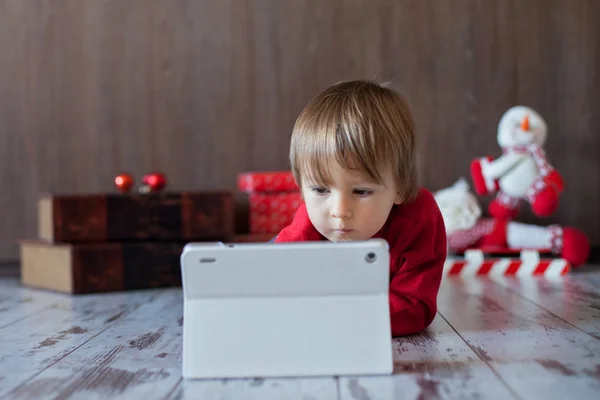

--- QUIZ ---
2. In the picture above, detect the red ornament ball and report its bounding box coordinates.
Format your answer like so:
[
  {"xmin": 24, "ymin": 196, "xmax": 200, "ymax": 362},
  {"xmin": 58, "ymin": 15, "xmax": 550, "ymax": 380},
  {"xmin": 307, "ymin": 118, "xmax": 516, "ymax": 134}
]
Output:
[
  {"xmin": 143, "ymin": 172, "xmax": 167, "ymax": 192},
  {"xmin": 114, "ymin": 173, "xmax": 134, "ymax": 193}
]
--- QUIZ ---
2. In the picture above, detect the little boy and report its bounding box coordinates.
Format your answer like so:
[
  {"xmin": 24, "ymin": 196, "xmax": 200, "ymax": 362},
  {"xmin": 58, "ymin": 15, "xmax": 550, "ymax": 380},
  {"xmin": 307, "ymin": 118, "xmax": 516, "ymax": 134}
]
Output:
[{"xmin": 273, "ymin": 80, "xmax": 447, "ymax": 337}]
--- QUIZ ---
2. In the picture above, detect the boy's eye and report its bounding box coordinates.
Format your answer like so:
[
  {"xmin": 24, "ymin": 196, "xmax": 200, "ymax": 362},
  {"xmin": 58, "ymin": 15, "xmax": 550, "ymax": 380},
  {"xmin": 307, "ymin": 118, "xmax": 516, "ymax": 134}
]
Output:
[
  {"xmin": 312, "ymin": 187, "xmax": 329, "ymax": 195},
  {"xmin": 354, "ymin": 189, "xmax": 373, "ymax": 196}
]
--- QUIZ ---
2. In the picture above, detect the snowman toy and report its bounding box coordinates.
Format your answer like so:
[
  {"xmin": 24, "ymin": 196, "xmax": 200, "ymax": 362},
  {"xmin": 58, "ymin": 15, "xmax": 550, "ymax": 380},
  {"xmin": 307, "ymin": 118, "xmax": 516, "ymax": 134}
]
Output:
[{"xmin": 470, "ymin": 106, "xmax": 564, "ymax": 219}]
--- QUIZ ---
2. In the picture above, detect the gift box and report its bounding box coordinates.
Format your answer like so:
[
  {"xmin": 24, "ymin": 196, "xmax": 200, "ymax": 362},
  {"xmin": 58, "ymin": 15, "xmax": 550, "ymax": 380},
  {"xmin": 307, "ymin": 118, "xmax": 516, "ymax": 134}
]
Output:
[
  {"xmin": 237, "ymin": 171, "xmax": 302, "ymax": 234},
  {"xmin": 238, "ymin": 171, "xmax": 299, "ymax": 193},
  {"xmin": 37, "ymin": 191, "xmax": 234, "ymax": 242},
  {"xmin": 21, "ymin": 189, "xmax": 236, "ymax": 294},
  {"xmin": 249, "ymin": 192, "xmax": 303, "ymax": 234}
]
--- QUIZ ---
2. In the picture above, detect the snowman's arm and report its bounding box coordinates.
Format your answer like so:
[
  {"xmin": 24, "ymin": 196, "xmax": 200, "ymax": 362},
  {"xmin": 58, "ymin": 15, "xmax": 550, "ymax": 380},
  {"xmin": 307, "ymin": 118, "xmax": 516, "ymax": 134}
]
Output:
[{"xmin": 484, "ymin": 153, "xmax": 525, "ymax": 179}]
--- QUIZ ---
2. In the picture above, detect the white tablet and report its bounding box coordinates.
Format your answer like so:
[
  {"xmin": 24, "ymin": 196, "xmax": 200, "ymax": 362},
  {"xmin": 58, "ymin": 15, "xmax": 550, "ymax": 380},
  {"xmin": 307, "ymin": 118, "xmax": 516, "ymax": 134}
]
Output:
[{"xmin": 180, "ymin": 238, "xmax": 393, "ymax": 379}]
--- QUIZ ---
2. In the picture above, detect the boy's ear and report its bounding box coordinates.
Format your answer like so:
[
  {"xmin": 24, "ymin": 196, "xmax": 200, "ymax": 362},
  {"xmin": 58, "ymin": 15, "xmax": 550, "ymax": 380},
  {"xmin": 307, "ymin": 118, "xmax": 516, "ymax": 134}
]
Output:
[{"xmin": 394, "ymin": 191, "xmax": 403, "ymax": 205}]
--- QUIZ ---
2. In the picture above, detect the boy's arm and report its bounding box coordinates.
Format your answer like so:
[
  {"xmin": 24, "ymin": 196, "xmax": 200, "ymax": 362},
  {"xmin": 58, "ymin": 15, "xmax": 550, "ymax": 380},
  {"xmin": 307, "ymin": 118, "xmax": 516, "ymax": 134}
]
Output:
[{"xmin": 388, "ymin": 209, "xmax": 447, "ymax": 336}]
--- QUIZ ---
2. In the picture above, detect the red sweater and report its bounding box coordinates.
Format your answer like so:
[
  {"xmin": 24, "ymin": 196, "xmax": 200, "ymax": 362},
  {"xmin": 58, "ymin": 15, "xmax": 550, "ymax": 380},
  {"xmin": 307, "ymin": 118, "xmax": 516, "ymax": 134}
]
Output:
[{"xmin": 274, "ymin": 188, "xmax": 447, "ymax": 337}]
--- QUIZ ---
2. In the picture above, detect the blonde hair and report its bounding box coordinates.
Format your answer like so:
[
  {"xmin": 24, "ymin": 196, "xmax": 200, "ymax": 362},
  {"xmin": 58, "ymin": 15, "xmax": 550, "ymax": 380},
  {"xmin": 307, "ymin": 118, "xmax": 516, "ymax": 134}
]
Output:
[{"xmin": 290, "ymin": 80, "xmax": 418, "ymax": 203}]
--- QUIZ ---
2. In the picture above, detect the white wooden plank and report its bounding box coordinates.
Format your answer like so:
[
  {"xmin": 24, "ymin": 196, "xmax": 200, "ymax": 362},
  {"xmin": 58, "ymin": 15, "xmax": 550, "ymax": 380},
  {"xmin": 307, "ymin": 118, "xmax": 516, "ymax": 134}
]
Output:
[
  {"xmin": 7, "ymin": 289, "xmax": 340, "ymax": 400},
  {"xmin": 169, "ymin": 376, "xmax": 339, "ymax": 400},
  {"xmin": 0, "ymin": 277, "xmax": 72, "ymax": 329},
  {"xmin": 437, "ymin": 276, "xmax": 600, "ymax": 400},
  {"xmin": 5, "ymin": 289, "xmax": 183, "ymax": 400},
  {"xmin": 338, "ymin": 313, "xmax": 518, "ymax": 400},
  {"xmin": 438, "ymin": 277, "xmax": 600, "ymax": 361},
  {"xmin": 489, "ymin": 358, "xmax": 600, "ymax": 400},
  {"xmin": 490, "ymin": 275, "xmax": 600, "ymax": 338},
  {"xmin": 0, "ymin": 288, "xmax": 163, "ymax": 398},
  {"xmin": 573, "ymin": 269, "xmax": 600, "ymax": 286}
]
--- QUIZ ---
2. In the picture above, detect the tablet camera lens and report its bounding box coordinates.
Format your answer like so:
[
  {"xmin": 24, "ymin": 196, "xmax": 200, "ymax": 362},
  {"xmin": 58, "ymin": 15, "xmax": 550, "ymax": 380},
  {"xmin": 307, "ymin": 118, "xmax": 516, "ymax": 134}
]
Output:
[{"xmin": 365, "ymin": 252, "xmax": 376, "ymax": 263}]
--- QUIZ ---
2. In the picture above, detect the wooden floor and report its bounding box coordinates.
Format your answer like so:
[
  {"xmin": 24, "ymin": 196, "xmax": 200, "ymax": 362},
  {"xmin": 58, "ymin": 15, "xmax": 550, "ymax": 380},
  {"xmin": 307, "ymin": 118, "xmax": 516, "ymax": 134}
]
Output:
[{"xmin": 1, "ymin": 267, "xmax": 599, "ymax": 400}]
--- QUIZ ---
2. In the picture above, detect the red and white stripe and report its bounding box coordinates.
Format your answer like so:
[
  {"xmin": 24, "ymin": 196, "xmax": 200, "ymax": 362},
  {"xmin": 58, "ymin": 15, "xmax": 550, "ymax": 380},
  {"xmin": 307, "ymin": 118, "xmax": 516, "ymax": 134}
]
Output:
[
  {"xmin": 505, "ymin": 144, "xmax": 552, "ymax": 178},
  {"xmin": 443, "ymin": 249, "xmax": 571, "ymax": 277}
]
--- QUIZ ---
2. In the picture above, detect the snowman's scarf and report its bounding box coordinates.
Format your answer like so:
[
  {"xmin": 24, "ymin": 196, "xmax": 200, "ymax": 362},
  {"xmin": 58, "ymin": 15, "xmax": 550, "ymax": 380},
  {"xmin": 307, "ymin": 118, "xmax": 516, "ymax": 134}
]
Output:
[
  {"xmin": 502, "ymin": 144, "xmax": 552, "ymax": 177},
  {"xmin": 502, "ymin": 144, "xmax": 554, "ymax": 202}
]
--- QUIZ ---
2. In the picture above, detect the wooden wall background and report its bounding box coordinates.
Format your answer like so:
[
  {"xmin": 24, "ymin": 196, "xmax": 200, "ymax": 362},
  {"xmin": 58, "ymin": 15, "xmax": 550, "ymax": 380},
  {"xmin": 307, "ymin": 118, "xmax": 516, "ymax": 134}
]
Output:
[{"xmin": 0, "ymin": 0, "xmax": 598, "ymax": 261}]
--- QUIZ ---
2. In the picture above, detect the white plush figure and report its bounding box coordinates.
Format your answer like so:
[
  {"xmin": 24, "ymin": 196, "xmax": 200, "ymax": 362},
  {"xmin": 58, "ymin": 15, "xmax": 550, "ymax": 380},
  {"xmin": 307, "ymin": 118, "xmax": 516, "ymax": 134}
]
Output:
[
  {"xmin": 434, "ymin": 178, "xmax": 481, "ymax": 234},
  {"xmin": 470, "ymin": 106, "xmax": 564, "ymax": 219},
  {"xmin": 434, "ymin": 178, "xmax": 589, "ymax": 267}
]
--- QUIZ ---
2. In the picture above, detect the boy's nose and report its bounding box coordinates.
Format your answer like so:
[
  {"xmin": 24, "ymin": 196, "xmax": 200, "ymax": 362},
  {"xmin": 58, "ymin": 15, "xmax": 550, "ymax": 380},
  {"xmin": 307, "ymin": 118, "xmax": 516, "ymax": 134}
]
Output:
[{"xmin": 330, "ymin": 197, "xmax": 352, "ymax": 219}]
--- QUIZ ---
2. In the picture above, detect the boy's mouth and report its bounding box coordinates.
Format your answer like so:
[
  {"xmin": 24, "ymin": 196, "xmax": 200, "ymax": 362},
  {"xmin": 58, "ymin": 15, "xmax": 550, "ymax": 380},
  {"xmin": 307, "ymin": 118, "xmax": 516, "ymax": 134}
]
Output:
[{"xmin": 334, "ymin": 228, "xmax": 353, "ymax": 235}]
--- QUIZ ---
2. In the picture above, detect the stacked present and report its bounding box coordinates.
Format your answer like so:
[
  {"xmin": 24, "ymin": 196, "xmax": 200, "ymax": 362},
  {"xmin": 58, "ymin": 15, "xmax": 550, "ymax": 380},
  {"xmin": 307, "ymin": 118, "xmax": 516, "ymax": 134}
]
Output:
[
  {"xmin": 19, "ymin": 173, "xmax": 235, "ymax": 294},
  {"xmin": 237, "ymin": 171, "xmax": 302, "ymax": 236}
]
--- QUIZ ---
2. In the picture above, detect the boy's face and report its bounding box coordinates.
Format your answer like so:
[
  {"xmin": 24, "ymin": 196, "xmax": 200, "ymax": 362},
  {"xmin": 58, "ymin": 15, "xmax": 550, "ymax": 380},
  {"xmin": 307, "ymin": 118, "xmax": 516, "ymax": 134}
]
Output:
[{"xmin": 301, "ymin": 161, "xmax": 403, "ymax": 242}]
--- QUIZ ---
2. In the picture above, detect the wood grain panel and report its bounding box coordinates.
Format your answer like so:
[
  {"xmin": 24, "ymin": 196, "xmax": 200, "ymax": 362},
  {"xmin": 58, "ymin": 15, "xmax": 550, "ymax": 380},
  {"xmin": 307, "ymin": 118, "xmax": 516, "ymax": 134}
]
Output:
[
  {"xmin": 0, "ymin": 0, "xmax": 598, "ymax": 260},
  {"xmin": 491, "ymin": 274, "xmax": 600, "ymax": 338},
  {"xmin": 0, "ymin": 281, "xmax": 163, "ymax": 397}
]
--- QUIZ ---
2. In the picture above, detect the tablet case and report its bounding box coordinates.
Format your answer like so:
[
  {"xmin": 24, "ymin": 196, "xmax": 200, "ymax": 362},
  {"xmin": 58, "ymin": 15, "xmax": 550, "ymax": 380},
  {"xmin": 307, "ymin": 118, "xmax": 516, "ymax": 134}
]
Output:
[{"xmin": 180, "ymin": 239, "xmax": 393, "ymax": 378}]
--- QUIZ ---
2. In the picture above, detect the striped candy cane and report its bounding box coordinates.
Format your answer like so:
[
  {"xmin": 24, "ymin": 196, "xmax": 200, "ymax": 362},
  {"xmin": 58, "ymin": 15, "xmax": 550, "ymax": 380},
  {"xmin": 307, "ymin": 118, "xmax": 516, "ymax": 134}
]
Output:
[{"xmin": 443, "ymin": 249, "xmax": 571, "ymax": 278}]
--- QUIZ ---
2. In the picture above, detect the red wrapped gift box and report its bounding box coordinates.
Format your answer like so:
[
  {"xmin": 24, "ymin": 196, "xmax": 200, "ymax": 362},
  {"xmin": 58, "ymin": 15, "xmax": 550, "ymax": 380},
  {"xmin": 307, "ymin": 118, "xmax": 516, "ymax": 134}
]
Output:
[
  {"xmin": 238, "ymin": 171, "xmax": 299, "ymax": 193},
  {"xmin": 249, "ymin": 192, "xmax": 302, "ymax": 234},
  {"xmin": 237, "ymin": 171, "xmax": 302, "ymax": 234}
]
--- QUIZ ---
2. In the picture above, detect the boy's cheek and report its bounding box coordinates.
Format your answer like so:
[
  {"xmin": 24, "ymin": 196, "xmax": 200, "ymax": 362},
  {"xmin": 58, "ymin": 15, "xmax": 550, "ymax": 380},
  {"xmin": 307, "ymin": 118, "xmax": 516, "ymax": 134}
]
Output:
[
  {"xmin": 300, "ymin": 188, "xmax": 314, "ymax": 203},
  {"xmin": 303, "ymin": 193, "xmax": 320, "ymax": 207},
  {"xmin": 304, "ymin": 201, "xmax": 323, "ymax": 218},
  {"xmin": 305, "ymin": 201, "xmax": 328, "ymax": 219}
]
